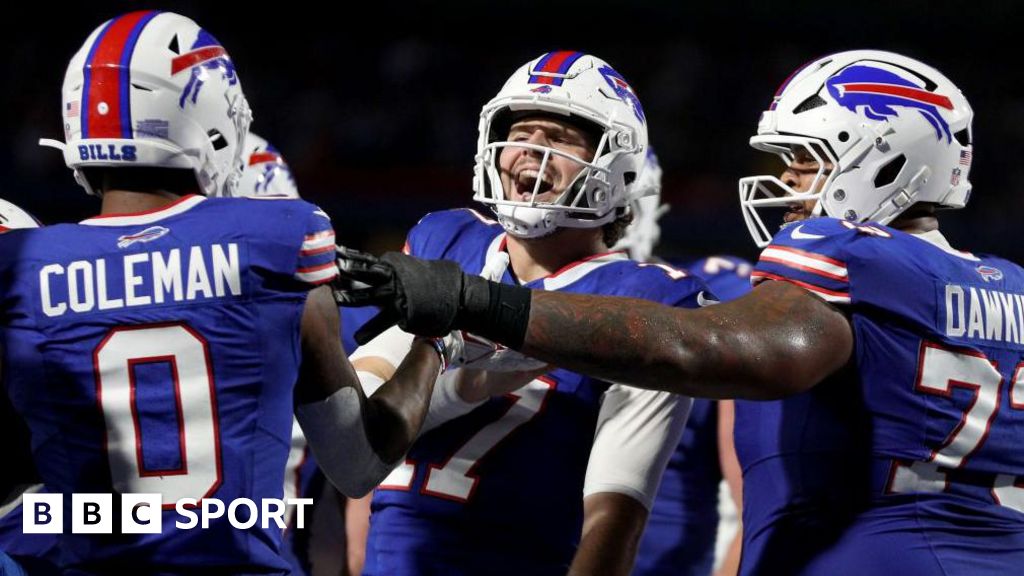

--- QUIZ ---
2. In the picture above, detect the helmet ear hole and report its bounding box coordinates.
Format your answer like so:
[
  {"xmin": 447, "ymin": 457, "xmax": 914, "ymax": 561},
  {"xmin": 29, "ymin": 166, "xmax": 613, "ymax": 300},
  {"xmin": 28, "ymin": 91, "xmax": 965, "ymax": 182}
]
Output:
[
  {"xmin": 793, "ymin": 94, "xmax": 827, "ymax": 114},
  {"xmin": 208, "ymin": 129, "xmax": 228, "ymax": 151},
  {"xmin": 168, "ymin": 35, "xmax": 180, "ymax": 54},
  {"xmin": 874, "ymin": 154, "xmax": 906, "ymax": 187},
  {"xmin": 954, "ymin": 129, "xmax": 971, "ymax": 147}
]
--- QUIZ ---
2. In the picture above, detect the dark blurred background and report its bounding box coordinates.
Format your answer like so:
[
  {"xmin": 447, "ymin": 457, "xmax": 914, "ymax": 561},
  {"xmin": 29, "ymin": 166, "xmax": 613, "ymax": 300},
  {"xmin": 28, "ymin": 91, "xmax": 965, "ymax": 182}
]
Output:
[{"xmin": 4, "ymin": 1, "xmax": 1022, "ymax": 263}]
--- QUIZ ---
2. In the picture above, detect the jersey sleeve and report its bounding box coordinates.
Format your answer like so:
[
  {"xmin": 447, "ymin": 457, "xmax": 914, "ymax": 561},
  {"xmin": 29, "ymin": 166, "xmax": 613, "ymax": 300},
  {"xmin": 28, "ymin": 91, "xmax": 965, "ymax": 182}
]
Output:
[
  {"xmin": 404, "ymin": 209, "xmax": 497, "ymax": 260},
  {"xmin": 292, "ymin": 204, "xmax": 339, "ymax": 286},
  {"xmin": 752, "ymin": 218, "xmax": 858, "ymax": 305},
  {"xmin": 583, "ymin": 386, "xmax": 692, "ymax": 510},
  {"xmin": 687, "ymin": 255, "xmax": 754, "ymax": 302},
  {"xmin": 620, "ymin": 262, "xmax": 716, "ymax": 310}
]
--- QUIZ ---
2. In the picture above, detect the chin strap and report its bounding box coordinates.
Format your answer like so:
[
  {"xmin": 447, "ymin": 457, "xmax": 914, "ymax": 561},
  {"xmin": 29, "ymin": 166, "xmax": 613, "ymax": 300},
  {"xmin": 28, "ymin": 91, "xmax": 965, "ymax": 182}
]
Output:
[{"xmin": 38, "ymin": 138, "xmax": 67, "ymax": 152}]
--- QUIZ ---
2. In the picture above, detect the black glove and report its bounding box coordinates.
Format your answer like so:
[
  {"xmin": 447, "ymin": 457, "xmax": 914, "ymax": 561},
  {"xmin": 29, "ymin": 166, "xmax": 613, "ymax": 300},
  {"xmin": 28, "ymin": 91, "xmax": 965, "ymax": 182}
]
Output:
[
  {"xmin": 334, "ymin": 247, "xmax": 473, "ymax": 344},
  {"xmin": 333, "ymin": 247, "xmax": 532, "ymax": 348}
]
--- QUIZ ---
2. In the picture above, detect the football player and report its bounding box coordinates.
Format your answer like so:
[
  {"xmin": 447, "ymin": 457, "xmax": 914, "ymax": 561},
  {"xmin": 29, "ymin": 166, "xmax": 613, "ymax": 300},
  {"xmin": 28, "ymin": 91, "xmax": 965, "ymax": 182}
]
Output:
[
  {"xmin": 1, "ymin": 11, "xmax": 441, "ymax": 574},
  {"xmin": 350, "ymin": 52, "xmax": 698, "ymax": 576},
  {"xmin": 338, "ymin": 50, "xmax": 1024, "ymax": 575}
]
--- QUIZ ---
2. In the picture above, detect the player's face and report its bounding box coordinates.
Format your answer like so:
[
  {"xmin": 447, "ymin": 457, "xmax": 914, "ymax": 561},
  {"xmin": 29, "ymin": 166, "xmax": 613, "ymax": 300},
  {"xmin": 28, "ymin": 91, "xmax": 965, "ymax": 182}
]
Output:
[
  {"xmin": 498, "ymin": 116, "xmax": 598, "ymax": 204},
  {"xmin": 780, "ymin": 146, "xmax": 833, "ymax": 223}
]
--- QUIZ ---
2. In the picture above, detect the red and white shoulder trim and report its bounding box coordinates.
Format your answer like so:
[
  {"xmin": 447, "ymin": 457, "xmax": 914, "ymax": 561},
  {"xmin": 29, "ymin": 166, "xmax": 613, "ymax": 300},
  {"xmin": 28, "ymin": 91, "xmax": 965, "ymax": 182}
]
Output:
[
  {"xmin": 758, "ymin": 246, "xmax": 848, "ymax": 282},
  {"xmin": 751, "ymin": 270, "xmax": 851, "ymax": 304}
]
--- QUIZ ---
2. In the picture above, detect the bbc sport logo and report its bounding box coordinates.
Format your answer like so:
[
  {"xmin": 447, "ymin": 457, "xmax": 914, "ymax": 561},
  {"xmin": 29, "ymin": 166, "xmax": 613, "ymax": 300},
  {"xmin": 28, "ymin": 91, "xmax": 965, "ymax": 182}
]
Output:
[{"xmin": 22, "ymin": 493, "xmax": 313, "ymax": 534}]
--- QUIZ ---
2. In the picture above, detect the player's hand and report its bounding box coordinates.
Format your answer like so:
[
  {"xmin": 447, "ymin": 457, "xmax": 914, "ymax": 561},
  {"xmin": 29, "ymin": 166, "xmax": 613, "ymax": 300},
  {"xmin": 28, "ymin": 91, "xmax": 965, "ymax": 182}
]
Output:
[{"xmin": 334, "ymin": 246, "xmax": 473, "ymax": 344}]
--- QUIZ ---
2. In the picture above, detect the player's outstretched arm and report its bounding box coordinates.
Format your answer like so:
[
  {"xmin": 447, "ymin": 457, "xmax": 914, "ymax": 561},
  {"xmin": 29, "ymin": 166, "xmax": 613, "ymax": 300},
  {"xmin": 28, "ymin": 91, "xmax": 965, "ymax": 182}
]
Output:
[
  {"xmin": 336, "ymin": 250, "xmax": 853, "ymax": 399},
  {"xmin": 521, "ymin": 280, "xmax": 852, "ymax": 399},
  {"xmin": 294, "ymin": 286, "xmax": 440, "ymax": 497}
]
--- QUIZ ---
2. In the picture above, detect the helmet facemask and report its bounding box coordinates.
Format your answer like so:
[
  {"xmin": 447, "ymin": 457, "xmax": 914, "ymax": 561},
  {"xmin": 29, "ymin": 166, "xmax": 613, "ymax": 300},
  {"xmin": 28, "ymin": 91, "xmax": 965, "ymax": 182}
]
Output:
[
  {"xmin": 739, "ymin": 137, "xmax": 838, "ymax": 248},
  {"xmin": 475, "ymin": 114, "xmax": 626, "ymax": 237}
]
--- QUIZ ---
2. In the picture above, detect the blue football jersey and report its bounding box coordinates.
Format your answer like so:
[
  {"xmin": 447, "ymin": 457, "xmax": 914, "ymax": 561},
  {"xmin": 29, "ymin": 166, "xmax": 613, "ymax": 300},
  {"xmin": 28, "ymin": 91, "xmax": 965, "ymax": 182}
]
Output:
[
  {"xmin": 634, "ymin": 256, "xmax": 752, "ymax": 576},
  {"xmin": 363, "ymin": 209, "xmax": 705, "ymax": 576},
  {"xmin": 687, "ymin": 256, "xmax": 753, "ymax": 303},
  {"xmin": 0, "ymin": 195, "xmax": 338, "ymax": 574},
  {"xmin": 737, "ymin": 218, "xmax": 1024, "ymax": 575}
]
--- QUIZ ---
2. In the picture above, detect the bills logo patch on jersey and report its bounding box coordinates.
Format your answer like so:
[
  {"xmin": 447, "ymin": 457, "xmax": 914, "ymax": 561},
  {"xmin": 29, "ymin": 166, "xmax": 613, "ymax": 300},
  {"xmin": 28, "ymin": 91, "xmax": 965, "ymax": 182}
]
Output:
[
  {"xmin": 826, "ymin": 65, "xmax": 954, "ymax": 142},
  {"xmin": 117, "ymin": 225, "xmax": 170, "ymax": 248},
  {"xmin": 976, "ymin": 264, "xmax": 1003, "ymax": 282}
]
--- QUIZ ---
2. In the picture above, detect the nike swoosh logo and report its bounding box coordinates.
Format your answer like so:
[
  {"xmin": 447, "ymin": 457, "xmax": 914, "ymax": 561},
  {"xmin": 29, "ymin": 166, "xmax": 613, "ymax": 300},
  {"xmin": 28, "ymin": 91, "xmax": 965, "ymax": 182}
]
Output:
[
  {"xmin": 696, "ymin": 291, "xmax": 720, "ymax": 307},
  {"xmin": 790, "ymin": 224, "xmax": 825, "ymax": 240}
]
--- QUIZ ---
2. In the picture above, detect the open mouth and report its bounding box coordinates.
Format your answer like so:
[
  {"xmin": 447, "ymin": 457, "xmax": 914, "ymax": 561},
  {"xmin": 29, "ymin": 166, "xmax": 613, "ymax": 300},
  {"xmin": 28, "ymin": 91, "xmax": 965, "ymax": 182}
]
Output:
[{"xmin": 512, "ymin": 167, "xmax": 556, "ymax": 202}]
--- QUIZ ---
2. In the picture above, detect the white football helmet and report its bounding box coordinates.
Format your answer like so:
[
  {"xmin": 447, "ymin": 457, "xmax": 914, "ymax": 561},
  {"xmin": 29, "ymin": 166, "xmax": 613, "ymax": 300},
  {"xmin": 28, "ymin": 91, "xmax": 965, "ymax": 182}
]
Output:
[
  {"xmin": 52, "ymin": 10, "xmax": 252, "ymax": 197},
  {"xmin": 613, "ymin": 148, "xmax": 668, "ymax": 261},
  {"xmin": 237, "ymin": 133, "xmax": 299, "ymax": 198},
  {"xmin": 739, "ymin": 50, "xmax": 973, "ymax": 247},
  {"xmin": 0, "ymin": 198, "xmax": 41, "ymax": 231},
  {"xmin": 473, "ymin": 51, "xmax": 648, "ymax": 238}
]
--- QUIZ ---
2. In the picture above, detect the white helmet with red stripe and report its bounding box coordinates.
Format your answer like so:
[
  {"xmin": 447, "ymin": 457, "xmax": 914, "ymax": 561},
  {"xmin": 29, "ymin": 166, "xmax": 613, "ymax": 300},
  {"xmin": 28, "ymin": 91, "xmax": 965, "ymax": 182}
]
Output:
[
  {"xmin": 0, "ymin": 198, "xmax": 41, "ymax": 231},
  {"xmin": 739, "ymin": 50, "xmax": 973, "ymax": 247},
  {"xmin": 473, "ymin": 51, "xmax": 648, "ymax": 238},
  {"xmin": 237, "ymin": 133, "xmax": 299, "ymax": 198},
  {"xmin": 55, "ymin": 10, "xmax": 252, "ymax": 197}
]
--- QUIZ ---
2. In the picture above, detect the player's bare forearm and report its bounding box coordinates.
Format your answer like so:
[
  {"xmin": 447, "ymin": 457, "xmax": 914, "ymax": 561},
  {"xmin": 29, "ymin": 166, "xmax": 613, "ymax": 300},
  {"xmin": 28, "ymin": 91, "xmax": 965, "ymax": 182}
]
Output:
[
  {"xmin": 570, "ymin": 493, "xmax": 648, "ymax": 576},
  {"xmin": 364, "ymin": 340, "xmax": 440, "ymax": 463},
  {"xmin": 296, "ymin": 286, "xmax": 362, "ymax": 405},
  {"xmin": 520, "ymin": 281, "xmax": 853, "ymax": 399},
  {"xmin": 345, "ymin": 493, "xmax": 373, "ymax": 576}
]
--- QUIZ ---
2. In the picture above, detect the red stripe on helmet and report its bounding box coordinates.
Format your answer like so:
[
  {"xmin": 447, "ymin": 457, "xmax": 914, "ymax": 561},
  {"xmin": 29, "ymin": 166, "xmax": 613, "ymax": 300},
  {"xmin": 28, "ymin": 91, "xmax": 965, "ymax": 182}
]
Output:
[
  {"xmin": 171, "ymin": 46, "xmax": 227, "ymax": 75},
  {"xmin": 248, "ymin": 151, "xmax": 282, "ymax": 166},
  {"xmin": 539, "ymin": 51, "xmax": 575, "ymax": 74},
  {"xmin": 85, "ymin": 11, "xmax": 153, "ymax": 138},
  {"xmin": 842, "ymin": 83, "xmax": 954, "ymax": 110}
]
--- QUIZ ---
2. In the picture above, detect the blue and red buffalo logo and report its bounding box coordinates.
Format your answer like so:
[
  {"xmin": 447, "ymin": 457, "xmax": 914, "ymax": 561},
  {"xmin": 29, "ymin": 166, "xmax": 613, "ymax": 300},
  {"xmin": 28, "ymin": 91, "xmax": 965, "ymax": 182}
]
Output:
[
  {"xmin": 598, "ymin": 65, "xmax": 645, "ymax": 124},
  {"xmin": 171, "ymin": 30, "xmax": 238, "ymax": 109},
  {"xmin": 248, "ymin": 146, "xmax": 295, "ymax": 194},
  {"xmin": 826, "ymin": 65, "xmax": 953, "ymax": 143}
]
